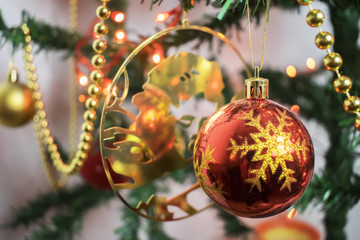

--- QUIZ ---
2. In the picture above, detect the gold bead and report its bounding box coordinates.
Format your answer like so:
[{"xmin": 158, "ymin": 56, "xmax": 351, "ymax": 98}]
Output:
[
  {"xmin": 33, "ymin": 115, "xmax": 41, "ymax": 124},
  {"xmin": 51, "ymin": 152, "xmax": 61, "ymax": 161},
  {"xmin": 45, "ymin": 136, "xmax": 54, "ymax": 145},
  {"xmin": 26, "ymin": 72, "xmax": 33, "ymax": 80},
  {"xmin": 88, "ymin": 84, "xmax": 102, "ymax": 97},
  {"xmin": 24, "ymin": 54, "xmax": 34, "ymax": 62},
  {"xmin": 38, "ymin": 110, "xmax": 46, "ymax": 119},
  {"xmin": 29, "ymin": 74, "xmax": 37, "ymax": 82},
  {"xmin": 76, "ymin": 150, "xmax": 88, "ymax": 161},
  {"xmin": 91, "ymin": 54, "xmax": 106, "ymax": 68},
  {"xmin": 80, "ymin": 132, "xmax": 93, "ymax": 143},
  {"xmin": 78, "ymin": 142, "xmax": 91, "ymax": 152},
  {"xmin": 94, "ymin": 22, "xmax": 108, "ymax": 36},
  {"xmin": 90, "ymin": 70, "xmax": 104, "ymax": 83},
  {"xmin": 27, "ymin": 82, "xmax": 39, "ymax": 91},
  {"xmin": 48, "ymin": 143, "xmax": 58, "ymax": 153},
  {"xmin": 344, "ymin": 96, "xmax": 360, "ymax": 113},
  {"xmin": 355, "ymin": 117, "xmax": 360, "ymax": 131},
  {"xmin": 306, "ymin": 9, "xmax": 324, "ymax": 27},
  {"xmin": 101, "ymin": 0, "xmax": 109, "ymax": 2},
  {"xmin": 33, "ymin": 92, "xmax": 42, "ymax": 101},
  {"xmin": 297, "ymin": 0, "xmax": 313, "ymax": 5},
  {"xmin": 25, "ymin": 36, "xmax": 31, "ymax": 43},
  {"xmin": 25, "ymin": 45, "xmax": 32, "ymax": 53},
  {"xmin": 42, "ymin": 128, "xmax": 50, "ymax": 137},
  {"xmin": 334, "ymin": 76, "xmax": 352, "ymax": 93},
  {"xmin": 96, "ymin": 5, "xmax": 111, "ymax": 20},
  {"xmin": 35, "ymin": 101, "xmax": 44, "ymax": 110},
  {"xmin": 85, "ymin": 97, "xmax": 99, "ymax": 109},
  {"xmin": 82, "ymin": 121, "xmax": 94, "ymax": 132},
  {"xmin": 323, "ymin": 53, "xmax": 343, "ymax": 71},
  {"xmin": 40, "ymin": 119, "xmax": 48, "ymax": 128},
  {"xmin": 84, "ymin": 109, "xmax": 97, "ymax": 121},
  {"xmin": 92, "ymin": 39, "xmax": 107, "ymax": 53},
  {"xmin": 315, "ymin": 31, "xmax": 334, "ymax": 49}
]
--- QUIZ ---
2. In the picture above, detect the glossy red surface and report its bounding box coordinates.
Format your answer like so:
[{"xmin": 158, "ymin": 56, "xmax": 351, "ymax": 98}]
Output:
[
  {"xmin": 194, "ymin": 98, "xmax": 314, "ymax": 218},
  {"xmin": 81, "ymin": 142, "xmax": 130, "ymax": 190}
]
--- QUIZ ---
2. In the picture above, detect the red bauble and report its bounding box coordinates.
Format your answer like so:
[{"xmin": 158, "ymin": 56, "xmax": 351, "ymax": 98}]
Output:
[
  {"xmin": 81, "ymin": 143, "xmax": 130, "ymax": 190},
  {"xmin": 194, "ymin": 98, "xmax": 314, "ymax": 218}
]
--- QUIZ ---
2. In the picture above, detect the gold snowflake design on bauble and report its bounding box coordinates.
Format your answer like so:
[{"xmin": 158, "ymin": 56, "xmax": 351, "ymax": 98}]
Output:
[
  {"xmin": 228, "ymin": 109, "xmax": 309, "ymax": 193},
  {"xmin": 194, "ymin": 146, "xmax": 226, "ymax": 199}
]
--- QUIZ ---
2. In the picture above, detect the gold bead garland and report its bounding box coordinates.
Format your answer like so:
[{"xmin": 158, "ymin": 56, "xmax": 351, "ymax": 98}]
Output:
[
  {"xmin": 298, "ymin": 0, "xmax": 360, "ymax": 131},
  {"xmin": 23, "ymin": 0, "xmax": 111, "ymax": 179}
]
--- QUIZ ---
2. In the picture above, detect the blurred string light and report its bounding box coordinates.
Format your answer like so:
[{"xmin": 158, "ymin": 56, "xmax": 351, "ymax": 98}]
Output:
[
  {"xmin": 79, "ymin": 94, "xmax": 86, "ymax": 103},
  {"xmin": 151, "ymin": 47, "xmax": 164, "ymax": 65},
  {"xmin": 306, "ymin": 57, "xmax": 316, "ymax": 70},
  {"xmin": 155, "ymin": 12, "xmax": 170, "ymax": 23},
  {"xmin": 290, "ymin": 105, "xmax": 300, "ymax": 115},
  {"xmin": 78, "ymin": 73, "xmax": 89, "ymax": 86},
  {"xmin": 114, "ymin": 30, "xmax": 127, "ymax": 43},
  {"xmin": 286, "ymin": 65, "xmax": 297, "ymax": 78},
  {"xmin": 287, "ymin": 208, "xmax": 298, "ymax": 219},
  {"xmin": 111, "ymin": 11, "xmax": 125, "ymax": 23}
]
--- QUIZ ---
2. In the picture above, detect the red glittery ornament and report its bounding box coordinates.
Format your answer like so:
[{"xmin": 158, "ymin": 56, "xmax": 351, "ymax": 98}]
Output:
[
  {"xmin": 194, "ymin": 98, "xmax": 314, "ymax": 218},
  {"xmin": 81, "ymin": 143, "xmax": 130, "ymax": 190}
]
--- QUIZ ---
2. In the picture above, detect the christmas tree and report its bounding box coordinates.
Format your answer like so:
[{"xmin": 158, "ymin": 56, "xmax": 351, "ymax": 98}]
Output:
[{"xmin": 0, "ymin": 0, "xmax": 359, "ymax": 239}]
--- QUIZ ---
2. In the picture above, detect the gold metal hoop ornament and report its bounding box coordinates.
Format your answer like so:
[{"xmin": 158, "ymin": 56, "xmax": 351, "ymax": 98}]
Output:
[{"xmin": 100, "ymin": 22, "xmax": 250, "ymax": 221}]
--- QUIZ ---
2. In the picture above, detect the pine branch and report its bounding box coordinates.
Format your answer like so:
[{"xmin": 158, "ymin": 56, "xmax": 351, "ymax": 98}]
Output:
[
  {"xmin": 6, "ymin": 184, "xmax": 114, "ymax": 240},
  {"xmin": 0, "ymin": 10, "xmax": 79, "ymax": 53},
  {"xmin": 216, "ymin": 207, "xmax": 251, "ymax": 238}
]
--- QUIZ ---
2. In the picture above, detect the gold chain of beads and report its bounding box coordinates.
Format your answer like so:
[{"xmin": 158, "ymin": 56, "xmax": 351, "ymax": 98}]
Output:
[
  {"xmin": 23, "ymin": 0, "xmax": 111, "ymax": 178},
  {"xmin": 297, "ymin": 0, "xmax": 360, "ymax": 131}
]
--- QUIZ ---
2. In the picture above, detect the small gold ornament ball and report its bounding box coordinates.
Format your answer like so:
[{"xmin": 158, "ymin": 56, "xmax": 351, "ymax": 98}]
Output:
[
  {"xmin": 344, "ymin": 96, "xmax": 360, "ymax": 113},
  {"xmin": 334, "ymin": 76, "xmax": 352, "ymax": 93},
  {"xmin": 323, "ymin": 53, "xmax": 343, "ymax": 71},
  {"xmin": 298, "ymin": 0, "xmax": 313, "ymax": 5},
  {"xmin": 96, "ymin": 5, "xmax": 111, "ymax": 20},
  {"xmin": 315, "ymin": 31, "xmax": 334, "ymax": 49},
  {"xmin": 91, "ymin": 54, "xmax": 106, "ymax": 68},
  {"xmin": 92, "ymin": 39, "xmax": 107, "ymax": 53},
  {"xmin": 94, "ymin": 23, "xmax": 108, "ymax": 36},
  {"xmin": 0, "ymin": 81, "xmax": 36, "ymax": 127},
  {"xmin": 306, "ymin": 9, "xmax": 325, "ymax": 27},
  {"xmin": 355, "ymin": 117, "xmax": 360, "ymax": 131}
]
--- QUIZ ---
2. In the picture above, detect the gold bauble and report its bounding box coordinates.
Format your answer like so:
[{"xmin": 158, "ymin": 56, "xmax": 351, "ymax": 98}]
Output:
[
  {"xmin": 315, "ymin": 31, "xmax": 334, "ymax": 49},
  {"xmin": 92, "ymin": 39, "xmax": 107, "ymax": 53},
  {"xmin": 0, "ymin": 79, "xmax": 36, "ymax": 127},
  {"xmin": 96, "ymin": 5, "xmax": 111, "ymax": 20},
  {"xmin": 90, "ymin": 70, "xmax": 104, "ymax": 83},
  {"xmin": 306, "ymin": 9, "xmax": 325, "ymax": 27},
  {"xmin": 94, "ymin": 23, "xmax": 108, "ymax": 36},
  {"xmin": 91, "ymin": 54, "xmax": 106, "ymax": 68},
  {"xmin": 344, "ymin": 96, "xmax": 360, "ymax": 113},
  {"xmin": 334, "ymin": 76, "xmax": 352, "ymax": 93},
  {"xmin": 297, "ymin": 0, "xmax": 313, "ymax": 5},
  {"xmin": 323, "ymin": 53, "xmax": 343, "ymax": 71},
  {"xmin": 355, "ymin": 117, "xmax": 360, "ymax": 131}
]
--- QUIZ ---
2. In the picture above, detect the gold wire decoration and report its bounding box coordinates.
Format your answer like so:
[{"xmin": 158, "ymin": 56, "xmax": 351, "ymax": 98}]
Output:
[{"xmin": 100, "ymin": 14, "xmax": 251, "ymax": 221}]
